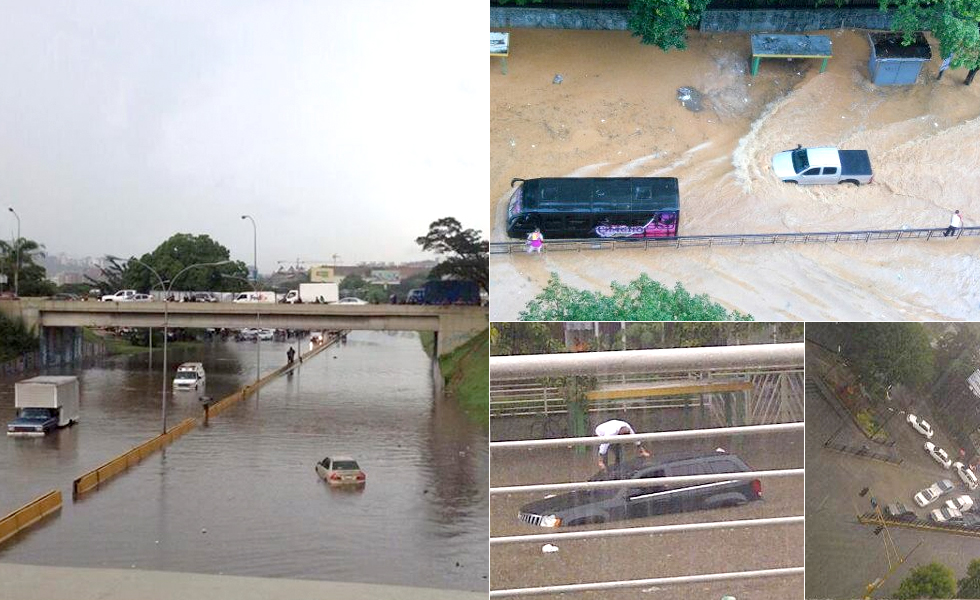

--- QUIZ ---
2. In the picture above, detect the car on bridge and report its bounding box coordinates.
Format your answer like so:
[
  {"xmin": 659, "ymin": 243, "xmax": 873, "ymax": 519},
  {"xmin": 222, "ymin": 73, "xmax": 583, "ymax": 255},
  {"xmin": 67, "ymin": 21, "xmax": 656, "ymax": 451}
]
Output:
[
  {"xmin": 517, "ymin": 451, "xmax": 762, "ymax": 528},
  {"xmin": 316, "ymin": 456, "xmax": 366, "ymax": 487},
  {"xmin": 101, "ymin": 289, "xmax": 137, "ymax": 302},
  {"xmin": 953, "ymin": 462, "xmax": 979, "ymax": 490},
  {"xmin": 337, "ymin": 297, "xmax": 368, "ymax": 305},
  {"xmin": 906, "ymin": 414, "xmax": 934, "ymax": 439},
  {"xmin": 925, "ymin": 442, "xmax": 953, "ymax": 469},
  {"xmin": 913, "ymin": 479, "xmax": 955, "ymax": 507}
]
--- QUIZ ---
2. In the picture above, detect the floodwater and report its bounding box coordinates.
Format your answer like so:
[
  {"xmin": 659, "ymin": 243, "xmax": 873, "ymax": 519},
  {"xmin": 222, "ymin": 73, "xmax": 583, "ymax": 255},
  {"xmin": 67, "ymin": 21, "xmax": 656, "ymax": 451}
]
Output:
[
  {"xmin": 490, "ymin": 29, "xmax": 980, "ymax": 320},
  {"xmin": 805, "ymin": 350, "xmax": 980, "ymax": 599},
  {"xmin": 490, "ymin": 421, "xmax": 804, "ymax": 600},
  {"xmin": 0, "ymin": 331, "xmax": 488, "ymax": 592}
]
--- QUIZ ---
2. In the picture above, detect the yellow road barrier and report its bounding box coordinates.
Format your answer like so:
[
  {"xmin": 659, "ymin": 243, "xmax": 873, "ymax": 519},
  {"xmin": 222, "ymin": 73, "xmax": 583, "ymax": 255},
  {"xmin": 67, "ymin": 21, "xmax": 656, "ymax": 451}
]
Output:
[
  {"xmin": 73, "ymin": 417, "xmax": 196, "ymax": 498},
  {"xmin": 586, "ymin": 380, "xmax": 754, "ymax": 401},
  {"xmin": 0, "ymin": 490, "xmax": 62, "ymax": 547},
  {"xmin": 207, "ymin": 332, "xmax": 343, "ymax": 418}
]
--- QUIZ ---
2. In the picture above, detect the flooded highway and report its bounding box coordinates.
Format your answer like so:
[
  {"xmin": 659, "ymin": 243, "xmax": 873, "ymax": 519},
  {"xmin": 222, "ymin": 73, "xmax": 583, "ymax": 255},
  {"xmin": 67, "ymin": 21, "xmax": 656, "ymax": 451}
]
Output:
[{"xmin": 0, "ymin": 331, "xmax": 488, "ymax": 592}]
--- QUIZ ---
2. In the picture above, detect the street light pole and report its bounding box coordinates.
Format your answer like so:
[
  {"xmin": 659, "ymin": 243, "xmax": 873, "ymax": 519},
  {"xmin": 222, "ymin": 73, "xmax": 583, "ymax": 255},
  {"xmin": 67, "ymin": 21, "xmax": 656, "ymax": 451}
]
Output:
[
  {"xmin": 8, "ymin": 207, "xmax": 20, "ymax": 296},
  {"xmin": 111, "ymin": 256, "xmax": 231, "ymax": 434},
  {"xmin": 240, "ymin": 215, "xmax": 260, "ymax": 384}
]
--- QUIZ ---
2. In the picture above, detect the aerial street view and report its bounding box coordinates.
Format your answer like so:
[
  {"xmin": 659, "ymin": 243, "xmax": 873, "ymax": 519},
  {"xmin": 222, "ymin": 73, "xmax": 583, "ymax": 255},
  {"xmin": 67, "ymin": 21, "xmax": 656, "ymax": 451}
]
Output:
[
  {"xmin": 490, "ymin": 2, "xmax": 980, "ymax": 321},
  {"xmin": 489, "ymin": 322, "xmax": 804, "ymax": 599},
  {"xmin": 806, "ymin": 323, "xmax": 980, "ymax": 600},
  {"xmin": 0, "ymin": 2, "xmax": 489, "ymax": 599}
]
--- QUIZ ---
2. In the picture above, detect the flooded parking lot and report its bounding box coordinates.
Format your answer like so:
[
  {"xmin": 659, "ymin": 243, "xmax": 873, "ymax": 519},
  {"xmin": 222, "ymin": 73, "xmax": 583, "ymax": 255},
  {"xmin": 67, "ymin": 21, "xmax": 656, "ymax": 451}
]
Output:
[{"xmin": 0, "ymin": 331, "xmax": 487, "ymax": 592}]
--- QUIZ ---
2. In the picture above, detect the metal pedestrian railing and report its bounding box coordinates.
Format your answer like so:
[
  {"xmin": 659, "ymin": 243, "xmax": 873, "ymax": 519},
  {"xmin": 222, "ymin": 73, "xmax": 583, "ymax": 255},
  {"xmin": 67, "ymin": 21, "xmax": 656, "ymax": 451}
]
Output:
[{"xmin": 490, "ymin": 225, "xmax": 980, "ymax": 254}]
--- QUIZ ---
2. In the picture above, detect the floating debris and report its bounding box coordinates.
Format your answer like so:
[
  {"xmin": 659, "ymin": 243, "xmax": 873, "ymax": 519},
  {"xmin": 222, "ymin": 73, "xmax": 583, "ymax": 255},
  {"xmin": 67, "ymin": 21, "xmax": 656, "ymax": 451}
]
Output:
[
  {"xmin": 677, "ymin": 87, "xmax": 704, "ymax": 112},
  {"xmin": 553, "ymin": 74, "xmax": 563, "ymax": 84}
]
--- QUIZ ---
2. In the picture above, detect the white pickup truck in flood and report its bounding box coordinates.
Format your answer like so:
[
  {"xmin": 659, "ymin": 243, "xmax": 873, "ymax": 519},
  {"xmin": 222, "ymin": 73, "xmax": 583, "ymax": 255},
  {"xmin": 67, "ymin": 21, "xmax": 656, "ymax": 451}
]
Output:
[{"xmin": 772, "ymin": 146, "xmax": 873, "ymax": 185}]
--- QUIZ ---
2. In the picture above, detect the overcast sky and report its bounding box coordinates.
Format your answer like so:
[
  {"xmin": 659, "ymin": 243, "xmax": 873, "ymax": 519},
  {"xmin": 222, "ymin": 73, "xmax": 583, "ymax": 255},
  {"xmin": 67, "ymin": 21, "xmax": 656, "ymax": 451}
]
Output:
[{"xmin": 0, "ymin": 1, "xmax": 487, "ymax": 272}]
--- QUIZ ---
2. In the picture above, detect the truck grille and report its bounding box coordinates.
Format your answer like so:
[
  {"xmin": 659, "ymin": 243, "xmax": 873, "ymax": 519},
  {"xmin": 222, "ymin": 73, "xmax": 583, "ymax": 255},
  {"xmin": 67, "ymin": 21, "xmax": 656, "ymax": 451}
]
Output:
[{"xmin": 518, "ymin": 512, "xmax": 542, "ymax": 526}]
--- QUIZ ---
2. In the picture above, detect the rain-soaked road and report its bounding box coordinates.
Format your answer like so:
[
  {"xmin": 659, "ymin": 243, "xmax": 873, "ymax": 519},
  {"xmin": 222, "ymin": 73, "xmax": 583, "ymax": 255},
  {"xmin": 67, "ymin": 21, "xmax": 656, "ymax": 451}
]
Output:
[
  {"xmin": 490, "ymin": 427, "xmax": 804, "ymax": 600},
  {"xmin": 0, "ymin": 331, "xmax": 488, "ymax": 592}
]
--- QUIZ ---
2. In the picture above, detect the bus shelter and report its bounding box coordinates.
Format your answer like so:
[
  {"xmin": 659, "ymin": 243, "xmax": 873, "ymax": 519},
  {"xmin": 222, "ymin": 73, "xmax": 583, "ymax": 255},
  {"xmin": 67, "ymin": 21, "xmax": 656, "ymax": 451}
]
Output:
[{"xmin": 751, "ymin": 34, "xmax": 832, "ymax": 76}]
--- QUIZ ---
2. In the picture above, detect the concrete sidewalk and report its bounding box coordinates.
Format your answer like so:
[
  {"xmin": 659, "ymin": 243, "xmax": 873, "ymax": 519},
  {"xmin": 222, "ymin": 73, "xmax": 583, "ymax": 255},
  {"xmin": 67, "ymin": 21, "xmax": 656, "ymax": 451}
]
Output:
[{"xmin": 0, "ymin": 563, "xmax": 487, "ymax": 600}]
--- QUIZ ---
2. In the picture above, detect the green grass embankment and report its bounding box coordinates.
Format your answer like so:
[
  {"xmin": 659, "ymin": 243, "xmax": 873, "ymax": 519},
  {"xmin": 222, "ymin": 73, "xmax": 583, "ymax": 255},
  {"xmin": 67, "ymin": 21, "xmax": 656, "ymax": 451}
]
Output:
[{"xmin": 420, "ymin": 330, "xmax": 488, "ymax": 425}]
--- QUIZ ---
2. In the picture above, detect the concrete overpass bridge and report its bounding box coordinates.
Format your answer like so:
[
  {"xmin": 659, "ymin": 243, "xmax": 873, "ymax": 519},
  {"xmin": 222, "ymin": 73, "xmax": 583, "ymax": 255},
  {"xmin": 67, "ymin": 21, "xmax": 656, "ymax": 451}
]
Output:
[{"xmin": 0, "ymin": 299, "xmax": 487, "ymax": 367}]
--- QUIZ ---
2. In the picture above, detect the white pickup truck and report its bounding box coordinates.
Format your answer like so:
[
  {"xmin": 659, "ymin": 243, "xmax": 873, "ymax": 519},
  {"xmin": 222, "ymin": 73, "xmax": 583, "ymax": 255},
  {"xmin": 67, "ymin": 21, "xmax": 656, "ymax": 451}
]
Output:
[
  {"xmin": 772, "ymin": 146, "xmax": 873, "ymax": 185},
  {"xmin": 101, "ymin": 289, "xmax": 137, "ymax": 302}
]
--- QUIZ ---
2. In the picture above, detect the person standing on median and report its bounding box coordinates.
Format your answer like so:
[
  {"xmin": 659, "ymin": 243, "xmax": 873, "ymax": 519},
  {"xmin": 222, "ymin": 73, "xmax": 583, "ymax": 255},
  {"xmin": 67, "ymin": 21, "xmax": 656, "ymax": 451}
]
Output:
[
  {"xmin": 944, "ymin": 209, "xmax": 963, "ymax": 237},
  {"xmin": 595, "ymin": 419, "xmax": 650, "ymax": 470}
]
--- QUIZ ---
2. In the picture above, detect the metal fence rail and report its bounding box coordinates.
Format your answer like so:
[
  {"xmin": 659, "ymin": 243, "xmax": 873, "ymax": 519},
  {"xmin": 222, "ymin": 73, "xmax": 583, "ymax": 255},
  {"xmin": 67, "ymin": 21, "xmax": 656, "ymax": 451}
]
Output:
[
  {"xmin": 489, "ymin": 567, "xmax": 804, "ymax": 597},
  {"xmin": 491, "ymin": 421, "xmax": 803, "ymax": 450},
  {"xmin": 491, "ymin": 515, "xmax": 803, "ymax": 545},
  {"xmin": 491, "ymin": 467, "xmax": 803, "ymax": 495},
  {"xmin": 490, "ymin": 226, "xmax": 980, "ymax": 254},
  {"xmin": 490, "ymin": 344, "xmax": 804, "ymax": 379},
  {"xmin": 858, "ymin": 511, "xmax": 980, "ymax": 538}
]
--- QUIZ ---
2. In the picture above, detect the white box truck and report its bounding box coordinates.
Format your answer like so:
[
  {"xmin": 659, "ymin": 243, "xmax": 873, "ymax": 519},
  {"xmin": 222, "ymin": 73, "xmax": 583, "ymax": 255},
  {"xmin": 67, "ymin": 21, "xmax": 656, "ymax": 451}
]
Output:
[
  {"xmin": 283, "ymin": 283, "xmax": 340, "ymax": 304},
  {"xmin": 7, "ymin": 376, "xmax": 80, "ymax": 436}
]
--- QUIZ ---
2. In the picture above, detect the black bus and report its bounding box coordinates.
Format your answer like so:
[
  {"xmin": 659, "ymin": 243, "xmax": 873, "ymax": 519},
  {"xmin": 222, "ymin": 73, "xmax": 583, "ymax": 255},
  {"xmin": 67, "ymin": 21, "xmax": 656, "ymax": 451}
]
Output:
[{"xmin": 505, "ymin": 177, "xmax": 680, "ymax": 239}]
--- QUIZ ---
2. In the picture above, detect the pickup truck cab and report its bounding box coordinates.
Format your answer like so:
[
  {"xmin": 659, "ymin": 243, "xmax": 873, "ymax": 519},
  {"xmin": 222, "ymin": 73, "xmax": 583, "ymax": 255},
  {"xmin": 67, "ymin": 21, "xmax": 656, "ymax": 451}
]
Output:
[
  {"xmin": 101, "ymin": 289, "xmax": 138, "ymax": 302},
  {"xmin": 772, "ymin": 146, "xmax": 873, "ymax": 185},
  {"xmin": 7, "ymin": 407, "xmax": 60, "ymax": 436}
]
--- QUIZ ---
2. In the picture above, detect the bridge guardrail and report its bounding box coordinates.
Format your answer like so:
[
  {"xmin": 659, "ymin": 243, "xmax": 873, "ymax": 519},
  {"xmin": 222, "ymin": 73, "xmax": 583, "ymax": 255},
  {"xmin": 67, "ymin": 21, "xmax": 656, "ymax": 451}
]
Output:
[{"xmin": 490, "ymin": 226, "xmax": 980, "ymax": 254}]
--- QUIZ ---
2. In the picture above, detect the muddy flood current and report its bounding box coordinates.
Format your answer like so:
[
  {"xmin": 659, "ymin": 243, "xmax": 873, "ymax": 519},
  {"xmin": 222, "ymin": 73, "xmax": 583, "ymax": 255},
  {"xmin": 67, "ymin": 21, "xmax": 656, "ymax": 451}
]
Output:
[
  {"xmin": 0, "ymin": 331, "xmax": 488, "ymax": 592},
  {"xmin": 490, "ymin": 29, "xmax": 980, "ymax": 320}
]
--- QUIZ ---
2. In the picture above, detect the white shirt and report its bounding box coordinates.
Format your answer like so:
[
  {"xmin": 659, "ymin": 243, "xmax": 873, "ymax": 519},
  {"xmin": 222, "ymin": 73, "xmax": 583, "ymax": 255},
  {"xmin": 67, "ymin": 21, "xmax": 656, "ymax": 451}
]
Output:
[
  {"xmin": 951, "ymin": 213, "xmax": 963, "ymax": 228},
  {"xmin": 594, "ymin": 419, "xmax": 637, "ymax": 456}
]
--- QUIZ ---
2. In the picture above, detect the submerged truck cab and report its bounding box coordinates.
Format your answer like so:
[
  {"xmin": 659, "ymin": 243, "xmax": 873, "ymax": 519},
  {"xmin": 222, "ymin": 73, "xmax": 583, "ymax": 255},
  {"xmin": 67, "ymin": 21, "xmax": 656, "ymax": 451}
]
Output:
[{"xmin": 506, "ymin": 177, "xmax": 680, "ymax": 239}]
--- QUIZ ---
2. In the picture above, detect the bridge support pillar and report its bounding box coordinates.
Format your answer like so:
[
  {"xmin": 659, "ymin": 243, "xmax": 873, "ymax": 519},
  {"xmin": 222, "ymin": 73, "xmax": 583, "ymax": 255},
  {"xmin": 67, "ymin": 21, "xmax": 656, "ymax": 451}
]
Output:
[
  {"xmin": 39, "ymin": 326, "xmax": 49, "ymax": 366},
  {"xmin": 38, "ymin": 326, "xmax": 83, "ymax": 368},
  {"xmin": 431, "ymin": 331, "xmax": 444, "ymax": 399}
]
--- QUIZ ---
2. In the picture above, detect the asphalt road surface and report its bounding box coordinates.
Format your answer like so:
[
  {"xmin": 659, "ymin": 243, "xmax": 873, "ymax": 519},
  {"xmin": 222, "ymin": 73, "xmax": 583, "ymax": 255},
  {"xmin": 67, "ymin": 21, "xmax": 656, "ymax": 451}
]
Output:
[{"xmin": 490, "ymin": 429, "xmax": 804, "ymax": 600}]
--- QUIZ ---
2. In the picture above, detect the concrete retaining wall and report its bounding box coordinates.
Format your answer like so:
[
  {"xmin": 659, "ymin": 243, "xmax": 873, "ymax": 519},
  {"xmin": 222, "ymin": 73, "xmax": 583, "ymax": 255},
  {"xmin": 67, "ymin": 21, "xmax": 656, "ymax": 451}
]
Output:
[
  {"xmin": 700, "ymin": 9, "xmax": 893, "ymax": 32},
  {"xmin": 491, "ymin": 7, "xmax": 630, "ymax": 30},
  {"xmin": 491, "ymin": 7, "xmax": 894, "ymax": 33}
]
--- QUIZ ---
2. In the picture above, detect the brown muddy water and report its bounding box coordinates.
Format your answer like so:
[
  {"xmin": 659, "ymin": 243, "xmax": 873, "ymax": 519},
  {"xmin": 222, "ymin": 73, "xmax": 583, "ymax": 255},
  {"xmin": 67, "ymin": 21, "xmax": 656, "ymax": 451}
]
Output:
[
  {"xmin": 490, "ymin": 29, "xmax": 980, "ymax": 320},
  {"xmin": 0, "ymin": 331, "xmax": 487, "ymax": 592}
]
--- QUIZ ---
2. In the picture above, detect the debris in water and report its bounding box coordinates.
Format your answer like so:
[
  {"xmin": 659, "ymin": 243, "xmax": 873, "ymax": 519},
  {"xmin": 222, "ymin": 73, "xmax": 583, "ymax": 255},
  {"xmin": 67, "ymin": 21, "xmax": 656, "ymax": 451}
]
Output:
[
  {"xmin": 201, "ymin": 528, "xmax": 207, "ymax": 534},
  {"xmin": 676, "ymin": 87, "xmax": 704, "ymax": 112},
  {"xmin": 553, "ymin": 74, "xmax": 563, "ymax": 84},
  {"xmin": 542, "ymin": 544, "xmax": 559, "ymax": 553}
]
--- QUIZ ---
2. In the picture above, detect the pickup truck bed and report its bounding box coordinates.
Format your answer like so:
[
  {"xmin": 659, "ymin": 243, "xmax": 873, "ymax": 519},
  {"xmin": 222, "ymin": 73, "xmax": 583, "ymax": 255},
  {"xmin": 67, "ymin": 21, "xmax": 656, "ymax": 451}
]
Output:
[{"xmin": 839, "ymin": 150, "xmax": 872, "ymax": 177}]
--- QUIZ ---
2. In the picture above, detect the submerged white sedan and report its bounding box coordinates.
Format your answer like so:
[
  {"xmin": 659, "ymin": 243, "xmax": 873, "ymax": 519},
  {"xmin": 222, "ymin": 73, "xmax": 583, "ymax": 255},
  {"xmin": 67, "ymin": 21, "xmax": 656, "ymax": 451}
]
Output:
[
  {"xmin": 925, "ymin": 442, "xmax": 953, "ymax": 469},
  {"xmin": 907, "ymin": 414, "xmax": 934, "ymax": 439}
]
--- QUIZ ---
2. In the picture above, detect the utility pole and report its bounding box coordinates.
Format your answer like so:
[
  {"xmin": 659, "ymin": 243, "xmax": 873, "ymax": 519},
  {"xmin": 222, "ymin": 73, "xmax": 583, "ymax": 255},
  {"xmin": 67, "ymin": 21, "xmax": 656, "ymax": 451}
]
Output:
[{"xmin": 859, "ymin": 502, "xmax": 922, "ymax": 599}]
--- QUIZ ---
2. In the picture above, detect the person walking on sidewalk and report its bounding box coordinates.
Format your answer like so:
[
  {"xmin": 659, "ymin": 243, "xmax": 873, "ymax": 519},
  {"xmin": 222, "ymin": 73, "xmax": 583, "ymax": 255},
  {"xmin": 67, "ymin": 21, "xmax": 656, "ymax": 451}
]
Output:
[
  {"xmin": 595, "ymin": 419, "xmax": 650, "ymax": 470},
  {"xmin": 944, "ymin": 209, "xmax": 963, "ymax": 237}
]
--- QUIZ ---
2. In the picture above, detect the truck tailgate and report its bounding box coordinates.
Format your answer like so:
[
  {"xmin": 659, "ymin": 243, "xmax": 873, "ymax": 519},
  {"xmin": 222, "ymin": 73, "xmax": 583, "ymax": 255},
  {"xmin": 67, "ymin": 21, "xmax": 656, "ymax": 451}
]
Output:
[{"xmin": 839, "ymin": 150, "xmax": 872, "ymax": 176}]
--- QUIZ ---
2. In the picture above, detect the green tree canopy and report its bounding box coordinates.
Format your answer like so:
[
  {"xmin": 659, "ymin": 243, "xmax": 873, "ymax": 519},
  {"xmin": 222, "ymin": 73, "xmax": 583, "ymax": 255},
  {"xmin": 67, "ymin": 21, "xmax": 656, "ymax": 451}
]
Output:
[
  {"xmin": 629, "ymin": 0, "xmax": 711, "ymax": 51},
  {"xmin": 833, "ymin": 323, "xmax": 935, "ymax": 396},
  {"xmin": 0, "ymin": 238, "xmax": 56, "ymax": 297},
  {"xmin": 958, "ymin": 559, "xmax": 980, "ymax": 598},
  {"xmin": 895, "ymin": 562, "xmax": 956, "ymax": 599},
  {"xmin": 416, "ymin": 217, "xmax": 488, "ymax": 292},
  {"xmin": 885, "ymin": 0, "xmax": 980, "ymax": 71},
  {"xmin": 519, "ymin": 273, "xmax": 752, "ymax": 321},
  {"xmin": 94, "ymin": 233, "xmax": 250, "ymax": 294}
]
